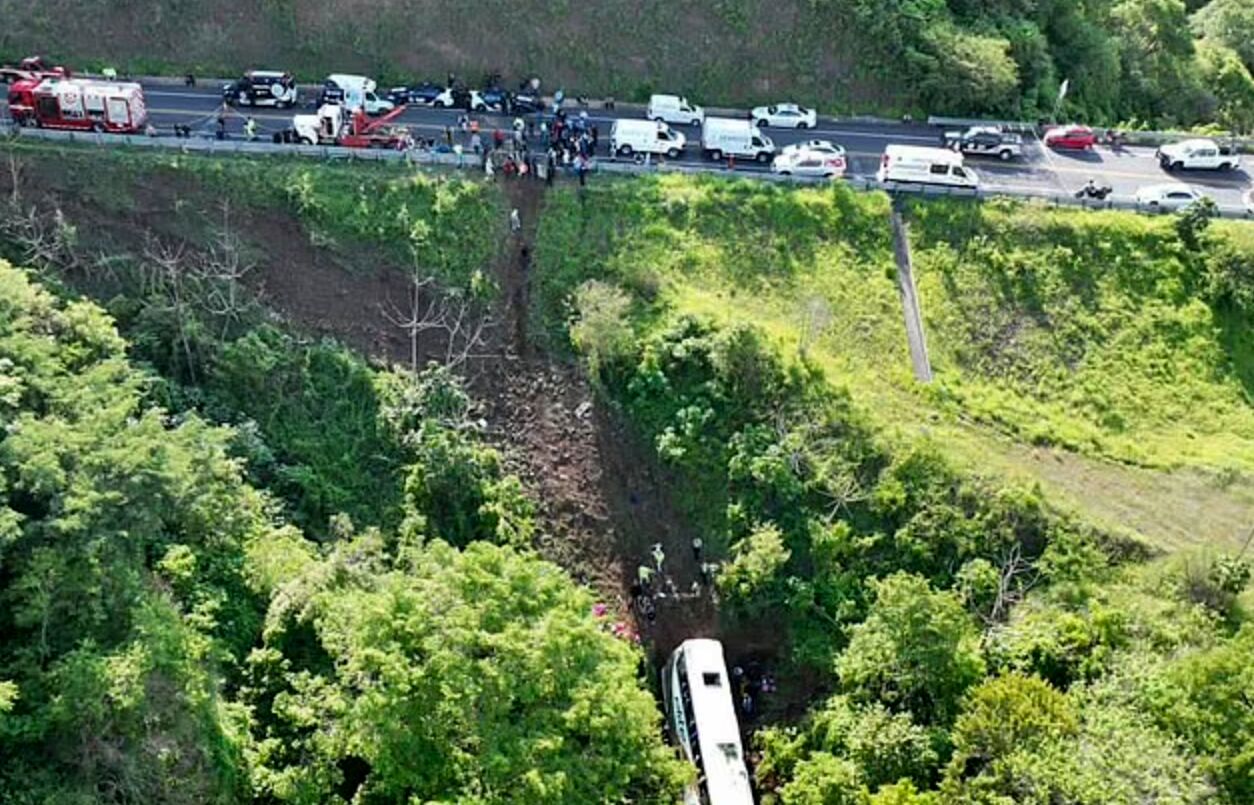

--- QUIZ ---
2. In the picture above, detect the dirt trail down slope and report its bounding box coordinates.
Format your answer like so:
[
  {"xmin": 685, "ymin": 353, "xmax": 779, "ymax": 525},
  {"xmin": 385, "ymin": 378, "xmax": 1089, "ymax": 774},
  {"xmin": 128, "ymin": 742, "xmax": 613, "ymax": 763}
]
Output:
[{"xmin": 479, "ymin": 181, "xmax": 724, "ymax": 662}]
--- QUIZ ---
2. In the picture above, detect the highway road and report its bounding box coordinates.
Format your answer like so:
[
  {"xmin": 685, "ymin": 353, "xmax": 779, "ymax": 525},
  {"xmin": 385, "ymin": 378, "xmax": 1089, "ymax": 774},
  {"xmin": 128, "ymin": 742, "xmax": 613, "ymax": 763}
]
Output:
[{"xmin": 112, "ymin": 81, "xmax": 1254, "ymax": 213}]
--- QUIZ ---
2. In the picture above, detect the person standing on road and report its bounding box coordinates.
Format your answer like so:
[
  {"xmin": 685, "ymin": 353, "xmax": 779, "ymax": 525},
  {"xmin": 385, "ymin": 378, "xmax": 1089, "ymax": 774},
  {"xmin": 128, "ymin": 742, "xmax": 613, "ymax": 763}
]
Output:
[
  {"xmin": 470, "ymin": 131, "xmax": 482, "ymax": 154},
  {"xmin": 509, "ymin": 207, "xmax": 521, "ymax": 233},
  {"xmin": 216, "ymin": 113, "xmax": 227, "ymax": 140},
  {"xmin": 244, "ymin": 117, "xmax": 258, "ymax": 141}
]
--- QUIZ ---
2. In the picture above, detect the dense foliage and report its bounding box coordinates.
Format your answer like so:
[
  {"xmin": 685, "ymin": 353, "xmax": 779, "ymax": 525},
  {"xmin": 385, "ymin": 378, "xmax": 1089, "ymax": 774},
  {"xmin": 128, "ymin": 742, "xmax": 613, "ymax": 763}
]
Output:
[
  {"xmin": 538, "ymin": 176, "xmax": 1254, "ymax": 802},
  {"xmin": 0, "ymin": 260, "xmax": 685, "ymax": 803},
  {"xmin": 3, "ymin": 0, "xmax": 1254, "ymax": 126}
]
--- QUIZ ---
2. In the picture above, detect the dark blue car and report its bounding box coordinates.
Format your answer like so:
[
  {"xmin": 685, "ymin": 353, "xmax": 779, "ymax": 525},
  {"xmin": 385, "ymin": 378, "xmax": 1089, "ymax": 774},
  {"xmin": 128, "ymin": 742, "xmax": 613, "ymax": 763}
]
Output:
[{"xmin": 387, "ymin": 81, "xmax": 443, "ymax": 106}]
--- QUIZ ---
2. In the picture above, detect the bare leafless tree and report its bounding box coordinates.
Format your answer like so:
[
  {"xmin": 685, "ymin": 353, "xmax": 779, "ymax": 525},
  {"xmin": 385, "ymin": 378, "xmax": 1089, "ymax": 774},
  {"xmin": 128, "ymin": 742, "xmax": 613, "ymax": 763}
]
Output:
[
  {"xmin": 983, "ymin": 544, "xmax": 1040, "ymax": 624},
  {"xmin": 383, "ymin": 274, "xmax": 496, "ymax": 373}
]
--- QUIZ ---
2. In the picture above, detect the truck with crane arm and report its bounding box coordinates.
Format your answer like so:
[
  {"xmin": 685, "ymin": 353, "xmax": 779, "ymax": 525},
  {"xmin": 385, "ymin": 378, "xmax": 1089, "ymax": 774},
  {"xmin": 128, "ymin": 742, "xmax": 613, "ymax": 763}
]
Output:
[{"xmin": 290, "ymin": 102, "xmax": 412, "ymax": 149}]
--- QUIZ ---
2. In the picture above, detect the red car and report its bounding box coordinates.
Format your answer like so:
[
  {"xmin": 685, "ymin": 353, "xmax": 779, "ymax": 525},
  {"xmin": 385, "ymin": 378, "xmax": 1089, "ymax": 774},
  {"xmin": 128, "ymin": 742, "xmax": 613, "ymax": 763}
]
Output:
[{"xmin": 1043, "ymin": 124, "xmax": 1097, "ymax": 150}]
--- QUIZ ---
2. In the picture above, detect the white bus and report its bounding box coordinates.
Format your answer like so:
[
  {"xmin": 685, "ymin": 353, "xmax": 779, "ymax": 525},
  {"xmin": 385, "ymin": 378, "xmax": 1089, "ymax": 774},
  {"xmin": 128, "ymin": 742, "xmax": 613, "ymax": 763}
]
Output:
[{"xmin": 662, "ymin": 639, "xmax": 755, "ymax": 805}]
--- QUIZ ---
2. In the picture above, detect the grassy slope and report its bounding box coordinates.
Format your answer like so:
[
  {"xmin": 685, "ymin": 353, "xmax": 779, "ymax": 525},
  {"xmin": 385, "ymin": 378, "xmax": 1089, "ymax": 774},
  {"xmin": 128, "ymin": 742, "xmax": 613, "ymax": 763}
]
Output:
[
  {"xmin": 534, "ymin": 176, "xmax": 1254, "ymax": 551},
  {"xmin": 0, "ymin": 0, "xmax": 876, "ymax": 111}
]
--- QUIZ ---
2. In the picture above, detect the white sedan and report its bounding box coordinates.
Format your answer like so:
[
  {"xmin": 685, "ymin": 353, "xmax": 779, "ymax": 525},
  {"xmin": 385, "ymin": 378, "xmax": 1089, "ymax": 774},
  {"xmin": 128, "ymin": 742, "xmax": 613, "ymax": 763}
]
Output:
[
  {"xmin": 771, "ymin": 147, "xmax": 846, "ymax": 178},
  {"xmin": 1135, "ymin": 183, "xmax": 1207, "ymax": 211},
  {"xmin": 780, "ymin": 139, "xmax": 845, "ymax": 159},
  {"xmin": 751, "ymin": 103, "xmax": 818, "ymax": 129}
]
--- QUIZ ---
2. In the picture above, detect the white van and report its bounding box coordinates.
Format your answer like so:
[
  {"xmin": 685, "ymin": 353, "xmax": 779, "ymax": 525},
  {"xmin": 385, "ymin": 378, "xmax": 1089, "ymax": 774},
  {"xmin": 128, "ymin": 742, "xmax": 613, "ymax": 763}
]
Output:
[
  {"xmin": 702, "ymin": 117, "xmax": 775, "ymax": 163},
  {"xmin": 324, "ymin": 74, "xmax": 395, "ymax": 116},
  {"xmin": 611, "ymin": 119, "xmax": 687, "ymax": 158},
  {"xmin": 876, "ymin": 145, "xmax": 979, "ymax": 188},
  {"xmin": 647, "ymin": 94, "xmax": 705, "ymax": 126}
]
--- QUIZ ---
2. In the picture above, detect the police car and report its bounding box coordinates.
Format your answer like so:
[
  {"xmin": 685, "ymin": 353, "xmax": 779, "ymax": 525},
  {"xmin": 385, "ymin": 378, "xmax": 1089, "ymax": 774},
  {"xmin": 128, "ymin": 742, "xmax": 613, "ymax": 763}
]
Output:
[
  {"xmin": 942, "ymin": 126, "xmax": 1023, "ymax": 161},
  {"xmin": 222, "ymin": 71, "xmax": 298, "ymax": 108}
]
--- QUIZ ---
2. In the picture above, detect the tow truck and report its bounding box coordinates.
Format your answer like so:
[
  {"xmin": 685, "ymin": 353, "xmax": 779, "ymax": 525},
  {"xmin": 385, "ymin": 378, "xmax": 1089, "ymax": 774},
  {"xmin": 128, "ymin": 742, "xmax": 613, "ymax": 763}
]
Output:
[
  {"xmin": 289, "ymin": 102, "xmax": 411, "ymax": 148},
  {"xmin": 0, "ymin": 56, "xmax": 70, "ymax": 84}
]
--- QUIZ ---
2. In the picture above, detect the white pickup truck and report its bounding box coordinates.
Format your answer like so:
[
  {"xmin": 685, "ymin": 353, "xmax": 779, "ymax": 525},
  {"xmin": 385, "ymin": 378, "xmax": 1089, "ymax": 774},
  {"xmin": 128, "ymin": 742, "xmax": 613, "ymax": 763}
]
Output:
[{"xmin": 1156, "ymin": 138, "xmax": 1242, "ymax": 171}]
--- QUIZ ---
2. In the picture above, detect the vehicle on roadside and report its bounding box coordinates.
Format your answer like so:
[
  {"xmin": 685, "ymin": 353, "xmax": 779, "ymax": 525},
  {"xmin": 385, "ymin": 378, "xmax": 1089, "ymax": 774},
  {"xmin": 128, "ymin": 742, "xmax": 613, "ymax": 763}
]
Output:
[
  {"xmin": 8, "ymin": 76, "xmax": 146, "ymax": 133},
  {"xmin": 322, "ymin": 74, "xmax": 394, "ymax": 116},
  {"xmin": 290, "ymin": 103, "xmax": 411, "ymax": 148},
  {"xmin": 702, "ymin": 117, "xmax": 775, "ymax": 163},
  {"xmin": 771, "ymin": 145, "xmax": 846, "ymax": 178},
  {"xmin": 781, "ymin": 139, "xmax": 845, "ymax": 159},
  {"xmin": 648, "ymin": 93, "xmax": 705, "ymax": 126},
  {"xmin": 1043, "ymin": 124, "xmax": 1097, "ymax": 150},
  {"xmin": 477, "ymin": 85, "xmax": 512, "ymax": 112},
  {"xmin": 751, "ymin": 103, "xmax": 817, "ymax": 129},
  {"xmin": 661, "ymin": 640, "xmax": 754, "ymax": 805},
  {"xmin": 387, "ymin": 81, "xmax": 442, "ymax": 106},
  {"xmin": 943, "ymin": 126, "xmax": 1022, "ymax": 160},
  {"xmin": 509, "ymin": 92, "xmax": 545, "ymax": 114},
  {"xmin": 1156, "ymin": 138, "xmax": 1241, "ymax": 171},
  {"xmin": 222, "ymin": 71, "xmax": 298, "ymax": 108},
  {"xmin": 1135, "ymin": 183, "xmax": 1207, "ymax": 211},
  {"xmin": 432, "ymin": 87, "xmax": 487, "ymax": 111},
  {"xmin": 876, "ymin": 144, "xmax": 979, "ymax": 188},
  {"xmin": 0, "ymin": 55, "xmax": 70, "ymax": 83},
  {"xmin": 610, "ymin": 119, "xmax": 686, "ymax": 158}
]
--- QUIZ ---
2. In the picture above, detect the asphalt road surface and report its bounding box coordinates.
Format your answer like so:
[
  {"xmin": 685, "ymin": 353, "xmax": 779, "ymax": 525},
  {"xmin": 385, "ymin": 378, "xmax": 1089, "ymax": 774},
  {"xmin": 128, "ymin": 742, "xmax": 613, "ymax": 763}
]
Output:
[{"xmin": 115, "ymin": 81, "xmax": 1254, "ymax": 213}]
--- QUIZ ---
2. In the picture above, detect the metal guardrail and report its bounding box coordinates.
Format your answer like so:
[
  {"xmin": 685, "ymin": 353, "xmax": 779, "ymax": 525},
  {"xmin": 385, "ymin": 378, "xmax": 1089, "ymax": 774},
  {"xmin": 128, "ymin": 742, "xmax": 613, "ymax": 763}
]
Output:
[{"xmin": 3, "ymin": 124, "xmax": 1251, "ymax": 220}]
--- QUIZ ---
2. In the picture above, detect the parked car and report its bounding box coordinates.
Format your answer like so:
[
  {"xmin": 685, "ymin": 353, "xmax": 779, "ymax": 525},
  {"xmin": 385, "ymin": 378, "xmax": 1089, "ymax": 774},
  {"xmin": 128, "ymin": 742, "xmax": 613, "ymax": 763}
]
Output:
[
  {"xmin": 223, "ymin": 70, "xmax": 298, "ymax": 108},
  {"xmin": 751, "ymin": 103, "xmax": 817, "ymax": 129},
  {"xmin": 387, "ymin": 81, "xmax": 442, "ymax": 106},
  {"xmin": 648, "ymin": 93, "xmax": 705, "ymax": 126},
  {"xmin": 611, "ymin": 119, "xmax": 686, "ymax": 158},
  {"xmin": 321, "ymin": 74, "xmax": 394, "ymax": 115},
  {"xmin": 432, "ymin": 87, "xmax": 487, "ymax": 111},
  {"xmin": 702, "ymin": 117, "xmax": 775, "ymax": 162},
  {"xmin": 1135, "ymin": 183, "xmax": 1207, "ymax": 211},
  {"xmin": 771, "ymin": 146, "xmax": 846, "ymax": 178},
  {"xmin": 1043, "ymin": 124, "xmax": 1097, "ymax": 150},
  {"xmin": 781, "ymin": 139, "xmax": 845, "ymax": 159},
  {"xmin": 876, "ymin": 145, "xmax": 979, "ymax": 188},
  {"xmin": 943, "ymin": 126, "xmax": 1022, "ymax": 160},
  {"xmin": 1156, "ymin": 138, "xmax": 1241, "ymax": 171},
  {"xmin": 478, "ymin": 85, "xmax": 512, "ymax": 112},
  {"xmin": 510, "ymin": 92, "xmax": 545, "ymax": 114}
]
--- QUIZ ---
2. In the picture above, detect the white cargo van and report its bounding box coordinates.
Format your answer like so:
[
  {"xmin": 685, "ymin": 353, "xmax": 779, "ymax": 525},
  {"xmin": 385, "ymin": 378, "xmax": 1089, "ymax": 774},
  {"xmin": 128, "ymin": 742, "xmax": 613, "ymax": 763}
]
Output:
[
  {"xmin": 324, "ymin": 74, "xmax": 395, "ymax": 116},
  {"xmin": 702, "ymin": 117, "xmax": 775, "ymax": 163},
  {"xmin": 647, "ymin": 94, "xmax": 705, "ymax": 126},
  {"xmin": 876, "ymin": 145, "xmax": 979, "ymax": 188},
  {"xmin": 610, "ymin": 119, "xmax": 687, "ymax": 158}
]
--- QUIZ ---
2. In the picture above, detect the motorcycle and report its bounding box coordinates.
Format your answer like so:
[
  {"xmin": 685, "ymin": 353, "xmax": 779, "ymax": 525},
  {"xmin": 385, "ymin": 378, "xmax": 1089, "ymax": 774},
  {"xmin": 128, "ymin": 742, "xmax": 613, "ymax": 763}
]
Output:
[{"xmin": 1075, "ymin": 183, "xmax": 1113, "ymax": 200}]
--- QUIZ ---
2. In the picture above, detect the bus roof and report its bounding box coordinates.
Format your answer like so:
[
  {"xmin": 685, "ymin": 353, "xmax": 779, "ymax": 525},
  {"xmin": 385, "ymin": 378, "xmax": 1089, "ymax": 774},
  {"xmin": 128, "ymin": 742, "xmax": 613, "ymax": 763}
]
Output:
[{"xmin": 676, "ymin": 639, "xmax": 755, "ymax": 805}]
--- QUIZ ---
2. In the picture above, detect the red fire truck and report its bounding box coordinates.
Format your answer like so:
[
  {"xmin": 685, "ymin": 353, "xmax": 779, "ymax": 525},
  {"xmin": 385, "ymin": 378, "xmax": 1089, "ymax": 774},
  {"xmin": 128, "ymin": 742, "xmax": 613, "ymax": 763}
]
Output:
[{"xmin": 8, "ymin": 77, "xmax": 147, "ymax": 134}]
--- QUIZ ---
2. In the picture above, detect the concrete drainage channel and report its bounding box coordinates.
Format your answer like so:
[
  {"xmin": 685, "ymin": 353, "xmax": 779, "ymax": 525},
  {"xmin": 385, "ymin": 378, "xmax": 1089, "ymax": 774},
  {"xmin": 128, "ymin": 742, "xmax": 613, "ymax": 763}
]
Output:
[{"xmin": 5, "ymin": 123, "xmax": 1253, "ymax": 221}]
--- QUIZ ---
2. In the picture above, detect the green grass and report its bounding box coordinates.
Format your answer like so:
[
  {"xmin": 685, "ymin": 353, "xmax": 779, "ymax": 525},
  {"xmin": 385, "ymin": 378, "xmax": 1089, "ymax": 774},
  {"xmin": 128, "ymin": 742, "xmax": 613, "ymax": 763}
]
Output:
[{"xmin": 533, "ymin": 175, "xmax": 1254, "ymax": 550}]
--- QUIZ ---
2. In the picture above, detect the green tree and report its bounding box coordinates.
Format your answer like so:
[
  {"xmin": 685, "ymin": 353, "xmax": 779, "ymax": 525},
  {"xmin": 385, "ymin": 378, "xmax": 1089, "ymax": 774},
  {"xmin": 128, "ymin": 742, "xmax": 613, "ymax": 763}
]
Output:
[
  {"xmin": 718, "ymin": 521, "xmax": 793, "ymax": 614},
  {"xmin": 1193, "ymin": 0, "xmax": 1254, "ymax": 71},
  {"xmin": 571, "ymin": 279, "xmax": 635, "ymax": 380},
  {"xmin": 946, "ymin": 673, "xmax": 1077, "ymax": 781},
  {"xmin": 0, "ymin": 262, "xmax": 267, "ymax": 803},
  {"xmin": 837, "ymin": 573, "xmax": 986, "ymax": 724},
  {"xmin": 777, "ymin": 751, "xmax": 866, "ymax": 805},
  {"xmin": 247, "ymin": 535, "xmax": 689, "ymax": 803}
]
